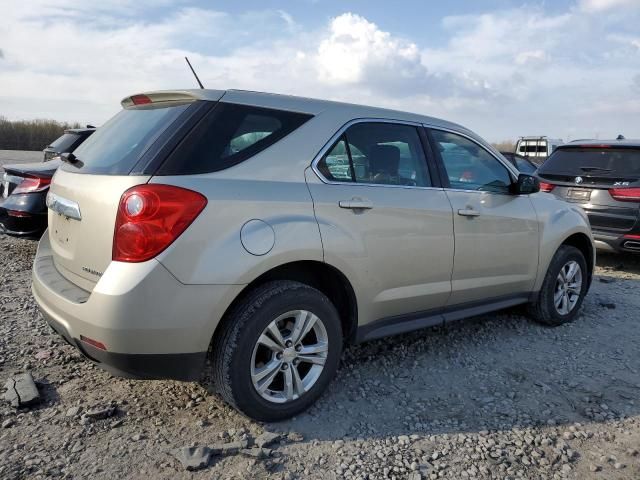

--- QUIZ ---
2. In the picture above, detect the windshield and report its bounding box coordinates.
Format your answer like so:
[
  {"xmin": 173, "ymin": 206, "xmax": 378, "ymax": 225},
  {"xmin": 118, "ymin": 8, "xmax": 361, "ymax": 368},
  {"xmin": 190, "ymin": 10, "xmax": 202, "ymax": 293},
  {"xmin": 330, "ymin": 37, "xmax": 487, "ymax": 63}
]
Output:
[
  {"xmin": 540, "ymin": 148, "xmax": 640, "ymax": 176},
  {"xmin": 49, "ymin": 133, "xmax": 81, "ymax": 153},
  {"xmin": 65, "ymin": 102, "xmax": 191, "ymax": 175}
]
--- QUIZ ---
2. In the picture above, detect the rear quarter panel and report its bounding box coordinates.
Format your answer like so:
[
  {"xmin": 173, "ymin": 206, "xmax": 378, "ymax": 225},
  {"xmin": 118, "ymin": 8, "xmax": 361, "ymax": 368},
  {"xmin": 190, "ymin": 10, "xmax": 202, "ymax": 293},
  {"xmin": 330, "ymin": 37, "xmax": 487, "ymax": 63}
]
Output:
[
  {"xmin": 153, "ymin": 176, "xmax": 323, "ymax": 285},
  {"xmin": 530, "ymin": 193, "xmax": 595, "ymax": 291}
]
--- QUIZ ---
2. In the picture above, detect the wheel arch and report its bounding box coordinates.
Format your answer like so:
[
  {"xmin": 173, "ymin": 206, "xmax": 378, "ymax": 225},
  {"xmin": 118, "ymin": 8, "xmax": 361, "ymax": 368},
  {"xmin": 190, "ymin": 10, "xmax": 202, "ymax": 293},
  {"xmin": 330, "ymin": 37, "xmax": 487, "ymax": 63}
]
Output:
[
  {"xmin": 212, "ymin": 260, "xmax": 359, "ymax": 346},
  {"xmin": 560, "ymin": 232, "xmax": 595, "ymax": 289}
]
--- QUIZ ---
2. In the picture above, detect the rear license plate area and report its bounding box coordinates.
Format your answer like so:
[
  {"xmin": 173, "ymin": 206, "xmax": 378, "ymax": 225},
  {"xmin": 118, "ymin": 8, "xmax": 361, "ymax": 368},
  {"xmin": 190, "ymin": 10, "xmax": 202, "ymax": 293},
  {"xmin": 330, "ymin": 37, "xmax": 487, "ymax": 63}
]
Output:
[{"xmin": 566, "ymin": 188, "xmax": 592, "ymax": 202}]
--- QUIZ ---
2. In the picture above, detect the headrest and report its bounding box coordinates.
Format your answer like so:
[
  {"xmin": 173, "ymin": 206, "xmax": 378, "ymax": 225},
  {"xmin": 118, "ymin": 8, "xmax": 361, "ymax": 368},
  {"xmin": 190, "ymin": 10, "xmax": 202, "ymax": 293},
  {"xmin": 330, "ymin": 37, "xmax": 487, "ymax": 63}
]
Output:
[{"xmin": 369, "ymin": 144, "xmax": 400, "ymax": 175}]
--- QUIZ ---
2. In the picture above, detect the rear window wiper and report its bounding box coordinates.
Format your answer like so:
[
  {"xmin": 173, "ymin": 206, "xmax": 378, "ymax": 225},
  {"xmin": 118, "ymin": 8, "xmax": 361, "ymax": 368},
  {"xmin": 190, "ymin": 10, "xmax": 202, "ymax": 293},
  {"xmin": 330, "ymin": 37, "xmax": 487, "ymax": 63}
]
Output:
[
  {"xmin": 60, "ymin": 152, "xmax": 84, "ymax": 168},
  {"xmin": 580, "ymin": 166, "xmax": 612, "ymax": 172}
]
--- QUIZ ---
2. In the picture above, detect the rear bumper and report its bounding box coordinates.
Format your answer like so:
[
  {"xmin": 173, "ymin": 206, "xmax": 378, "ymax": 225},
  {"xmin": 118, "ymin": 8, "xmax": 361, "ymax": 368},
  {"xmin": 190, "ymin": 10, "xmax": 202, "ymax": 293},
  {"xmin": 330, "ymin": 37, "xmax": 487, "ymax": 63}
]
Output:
[
  {"xmin": 0, "ymin": 193, "xmax": 47, "ymax": 237},
  {"xmin": 32, "ymin": 232, "xmax": 244, "ymax": 380},
  {"xmin": 41, "ymin": 308, "xmax": 206, "ymax": 380},
  {"xmin": 593, "ymin": 231, "xmax": 640, "ymax": 254}
]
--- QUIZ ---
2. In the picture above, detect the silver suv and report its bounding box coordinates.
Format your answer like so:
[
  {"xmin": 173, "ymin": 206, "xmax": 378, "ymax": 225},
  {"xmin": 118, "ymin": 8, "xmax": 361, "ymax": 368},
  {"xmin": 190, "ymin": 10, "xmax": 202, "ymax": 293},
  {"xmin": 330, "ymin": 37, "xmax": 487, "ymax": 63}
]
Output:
[{"xmin": 32, "ymin": 89, "xmax": 594, "ymax": 421}]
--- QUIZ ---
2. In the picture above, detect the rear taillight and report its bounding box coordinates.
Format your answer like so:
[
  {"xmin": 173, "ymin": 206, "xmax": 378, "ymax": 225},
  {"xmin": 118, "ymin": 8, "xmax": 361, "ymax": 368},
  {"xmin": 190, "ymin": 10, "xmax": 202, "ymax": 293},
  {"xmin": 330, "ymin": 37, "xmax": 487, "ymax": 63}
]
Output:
[
  {"xmin": 113, "ymin": 184, "xmax": 207, "ymax": 263},
  {"xmin": 539, "ymin": 182, "xmax": 555, "ymax": 192},
  {"xmin": 609, "ymin": 187, "xmax": 640, "ymax": 202},
  {"xmin": 12, "ymin": 176, "xmax": 51, "ymax": 194}
]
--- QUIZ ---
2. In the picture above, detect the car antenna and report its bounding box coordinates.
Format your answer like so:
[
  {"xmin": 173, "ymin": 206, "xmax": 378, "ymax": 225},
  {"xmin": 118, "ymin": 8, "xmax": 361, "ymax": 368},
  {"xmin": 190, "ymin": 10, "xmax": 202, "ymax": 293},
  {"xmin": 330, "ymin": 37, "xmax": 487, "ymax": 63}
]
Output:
[{"xmin": 185, "ymin": 56, "xmax": 204, "ymax": 89}]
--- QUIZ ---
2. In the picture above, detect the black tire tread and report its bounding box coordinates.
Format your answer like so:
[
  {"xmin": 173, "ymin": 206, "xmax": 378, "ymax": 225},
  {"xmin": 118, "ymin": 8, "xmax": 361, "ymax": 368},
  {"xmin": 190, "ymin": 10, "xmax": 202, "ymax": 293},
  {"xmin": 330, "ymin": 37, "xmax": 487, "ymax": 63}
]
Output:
[
  {"xmin": 207, "ymin": 280, "xmax": 339, "ymax": 419},
  {"xmin": 528, "ymin": 245, "xmax": 587, "ymax": 326}
]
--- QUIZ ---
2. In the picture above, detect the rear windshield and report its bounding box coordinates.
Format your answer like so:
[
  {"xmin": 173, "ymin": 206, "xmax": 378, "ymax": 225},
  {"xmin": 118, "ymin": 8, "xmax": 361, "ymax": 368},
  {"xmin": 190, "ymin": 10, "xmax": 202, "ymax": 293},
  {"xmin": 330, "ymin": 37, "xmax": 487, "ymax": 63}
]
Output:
[
  {"xmin": 49, "ymin": 133, "xmax": 81, "ymax": 153},
  {"xmin": 157, "ymin": 102, "xmax": 313, "ymax": 175},
  {"xmin": 62, "ymin": 102, "xmax": 191, "ymax": 175},
  {"xmin": 539, "ymin": 148, "xmax": 640, "ymax": 176}
]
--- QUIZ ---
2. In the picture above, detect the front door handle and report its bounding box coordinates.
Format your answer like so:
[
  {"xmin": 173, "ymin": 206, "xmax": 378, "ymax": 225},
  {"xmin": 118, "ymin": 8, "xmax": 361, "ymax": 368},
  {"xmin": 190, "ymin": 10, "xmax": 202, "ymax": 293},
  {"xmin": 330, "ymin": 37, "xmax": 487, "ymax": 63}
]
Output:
[
  {"xmin": 458, "ymin": 208, "xmax": 480, "ymax": 217},
  {"xmin": 339, "ymin": 199, "xmax": 373, "ymax": 210}
]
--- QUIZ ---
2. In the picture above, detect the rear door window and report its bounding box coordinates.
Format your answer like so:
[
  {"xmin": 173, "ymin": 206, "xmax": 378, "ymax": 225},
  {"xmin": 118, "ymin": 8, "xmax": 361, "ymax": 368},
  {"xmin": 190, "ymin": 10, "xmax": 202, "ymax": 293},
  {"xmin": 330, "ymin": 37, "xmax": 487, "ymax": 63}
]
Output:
[
  {"xmin": 63, "ymin": 102, "xmax": 192, "ymax": 175},
  {"xmin": 158, "ymin": 103, "xmax": 313, "ymax": 175},
  {"xmin": 316, "ymin": 122, "xmax": 431, "ymax": 187}
]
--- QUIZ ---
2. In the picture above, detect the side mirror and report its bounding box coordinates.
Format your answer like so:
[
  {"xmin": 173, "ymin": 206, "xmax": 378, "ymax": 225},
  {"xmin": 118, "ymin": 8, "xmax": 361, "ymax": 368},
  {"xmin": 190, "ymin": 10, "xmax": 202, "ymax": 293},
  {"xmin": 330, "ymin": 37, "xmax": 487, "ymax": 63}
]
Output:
[{"xmin": 511, "ymin": 173, "xmax": 540, "ymax": 195}]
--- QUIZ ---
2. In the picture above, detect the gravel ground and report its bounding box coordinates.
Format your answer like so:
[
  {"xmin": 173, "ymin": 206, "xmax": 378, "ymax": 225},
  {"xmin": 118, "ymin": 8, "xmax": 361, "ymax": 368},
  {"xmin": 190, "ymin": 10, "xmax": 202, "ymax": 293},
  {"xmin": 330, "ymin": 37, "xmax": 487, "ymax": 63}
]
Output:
[
  {"xmin": 0, "ymin": 150, "xmax": 42, "ymax": 168},
  {"xmin": 1, "ymin": 233, "xmax": 639, "ymax": 479}
]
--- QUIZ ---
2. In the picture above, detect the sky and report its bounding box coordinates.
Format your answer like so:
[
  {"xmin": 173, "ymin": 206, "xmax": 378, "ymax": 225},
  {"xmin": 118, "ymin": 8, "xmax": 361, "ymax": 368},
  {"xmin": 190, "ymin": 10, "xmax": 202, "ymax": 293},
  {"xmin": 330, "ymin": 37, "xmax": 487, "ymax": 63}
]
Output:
[{"xmin": 1, "ymin": 0, "xmax": 639, "ymax": 142}]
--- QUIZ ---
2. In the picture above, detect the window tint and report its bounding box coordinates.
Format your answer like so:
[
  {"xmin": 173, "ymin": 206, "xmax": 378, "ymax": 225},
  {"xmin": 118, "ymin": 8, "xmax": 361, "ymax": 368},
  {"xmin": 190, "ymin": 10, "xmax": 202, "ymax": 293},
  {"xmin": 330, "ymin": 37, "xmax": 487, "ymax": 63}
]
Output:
[
  {"xmin": 431, "ymin": 130, "xmax": 513, "ymax": 193},
  {"xmin": 49, "ymin": 133, "xmax": 82, "ymax": 153},
  {"xmin": 64, "ymin": 103, "xmax": 191, "ymax": 175},
  {"xmin": 539, "ymin": 148, "xmax": 640, "ymax": 176},
  {"xmin": 518, "ymin": 144, "xmax": 547, "ymax": 153},
  {"xmin": 317, "ymin": 122, "xmax": 430, "ymax": 187},
  {"xmin": 317, "ymin": 137, "xmax": 352, "ymax": 182},
  {"xmin": 159, "ymin": 103, "xmax": 312, "ymax": 175},
  {"xmin": 513, "ymin": 157, "xmax": 537, "ymax": 174}
]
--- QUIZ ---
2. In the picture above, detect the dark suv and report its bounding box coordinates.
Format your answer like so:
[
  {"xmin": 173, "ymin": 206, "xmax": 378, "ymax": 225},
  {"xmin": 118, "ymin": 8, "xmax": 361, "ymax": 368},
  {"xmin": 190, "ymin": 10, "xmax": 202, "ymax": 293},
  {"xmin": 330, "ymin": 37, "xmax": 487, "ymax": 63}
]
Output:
[{"xmin": 536, "ymin": 139, "xmax": 640, "ymax": 253}]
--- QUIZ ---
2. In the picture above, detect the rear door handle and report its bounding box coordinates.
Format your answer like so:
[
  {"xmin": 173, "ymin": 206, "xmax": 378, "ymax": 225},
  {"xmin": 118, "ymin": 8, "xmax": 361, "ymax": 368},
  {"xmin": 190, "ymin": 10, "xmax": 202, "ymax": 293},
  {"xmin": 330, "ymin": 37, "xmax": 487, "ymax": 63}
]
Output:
[
  {"xmin": 458, "ymin": 208, "xmax": 480, "ymax": 217},
  {"xmin": 339, "ymin": 199, "xmax": 373, "ymax": 210}
]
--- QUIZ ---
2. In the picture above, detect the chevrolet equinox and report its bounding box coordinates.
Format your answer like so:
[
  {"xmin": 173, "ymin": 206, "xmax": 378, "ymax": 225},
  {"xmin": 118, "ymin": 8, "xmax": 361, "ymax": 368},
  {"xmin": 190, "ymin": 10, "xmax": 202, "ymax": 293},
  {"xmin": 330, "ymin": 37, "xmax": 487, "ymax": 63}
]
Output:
[{"xmin": 32, "ymin": 89, "xmax": 594, "ymax": 421}]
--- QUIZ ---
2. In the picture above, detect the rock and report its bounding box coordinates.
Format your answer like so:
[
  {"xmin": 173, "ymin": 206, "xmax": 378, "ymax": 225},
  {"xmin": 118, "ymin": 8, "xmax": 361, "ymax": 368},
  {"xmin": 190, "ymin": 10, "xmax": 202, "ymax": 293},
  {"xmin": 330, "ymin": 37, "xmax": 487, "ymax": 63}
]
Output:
[
  {"xmin": 34, "ymin": 350, "xmax": 51, "ymax": 361},
  {"xmin": 84, "ymin": 405, "xmax": 117, "ymax": 420},
  {"xmin": 240, "ymin": 448, "xmax": 271, "ymax": 459},
  {"xmin": 613, "ymin": 462, "xmax": 625, "ymax": 470},
  {"xmin": 562, "ymin": 432, "xmax": 574, "ymax": 440},
  {"xmin": 287, "ymin": 431, "xmax": 304, "ymax": 442},
  {"xmin": 66, "ymin": 406, "xmax": 82, "ymax": 417},
  {"xmin": 598, "ymin": 277, "xmax": 615, "ymax": 284},
  {"xmin": 3, "ymin": 372, "xmax": 40, "ymax": 408},
  {"xmin": 2, "ymin": 418, "xmax": 15, "ymax": 428},
  {"xmin": 598, "ymin": 299, "xmax": 616, "ymax": 309},
  {"xmin": 408, "ymin": 473, "xmax": 422, "ymax": 480},
  {"xmin": 255, "ymin": 431, "xmax": 281, "ymax": 448},
  {"xmin": 589, "ymin": 464, "xmax": 601, "ymax": 472},
  {"xmin": 131, "ymin": 434, "xmax": 145, "ymax": 441},
  {"xmin": 173, "ymin": 446, "xmax": 211, "ymax": 471},
  {"xmin": 210, "ymin": 440, "xmax": 249, "ymax": 456}
]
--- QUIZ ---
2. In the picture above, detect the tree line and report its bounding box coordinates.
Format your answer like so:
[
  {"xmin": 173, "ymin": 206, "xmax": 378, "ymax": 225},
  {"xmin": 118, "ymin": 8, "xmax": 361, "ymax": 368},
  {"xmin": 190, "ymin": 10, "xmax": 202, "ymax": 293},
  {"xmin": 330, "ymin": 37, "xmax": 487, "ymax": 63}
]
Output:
[{"xmin": 0, "ymin": 117, "xmax": 82, "ymax": 151}]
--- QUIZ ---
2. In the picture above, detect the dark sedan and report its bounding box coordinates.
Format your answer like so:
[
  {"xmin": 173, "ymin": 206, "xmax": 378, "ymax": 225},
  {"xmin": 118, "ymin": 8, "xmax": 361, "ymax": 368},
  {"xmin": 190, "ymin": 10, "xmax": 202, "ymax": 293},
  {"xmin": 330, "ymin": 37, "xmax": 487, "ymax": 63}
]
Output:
[{"xmin": 0, "ymin": 159, "xmax": 60, "ymax": 236}]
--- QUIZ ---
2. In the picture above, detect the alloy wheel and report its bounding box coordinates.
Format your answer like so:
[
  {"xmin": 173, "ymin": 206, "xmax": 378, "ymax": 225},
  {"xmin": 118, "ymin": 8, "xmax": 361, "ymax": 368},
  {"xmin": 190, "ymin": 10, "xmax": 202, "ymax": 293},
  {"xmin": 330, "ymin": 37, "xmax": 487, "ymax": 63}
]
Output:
[
  {"xmin": 554, "ymin": 260, "xmax": 583, "ymax": 315},
  {"xmin": 250, "ymin": 310, "xmax": 329, "ymax": 403}
]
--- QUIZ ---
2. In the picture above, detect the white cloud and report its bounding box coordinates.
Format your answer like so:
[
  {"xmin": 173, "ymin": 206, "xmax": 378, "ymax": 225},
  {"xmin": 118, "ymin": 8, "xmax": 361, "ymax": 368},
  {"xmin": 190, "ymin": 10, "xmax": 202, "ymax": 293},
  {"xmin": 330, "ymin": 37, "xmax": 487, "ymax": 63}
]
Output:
[
  {"xmin": 316, "ymin": 13, "xmax": 422, "ymax": 84},
  {"xmin": 579, "ymin": 0, "xmax": 639, "ymax": 12},
  {"xmin": 514, "ymin": 50, "xmax": 548, "ymax": 65}
]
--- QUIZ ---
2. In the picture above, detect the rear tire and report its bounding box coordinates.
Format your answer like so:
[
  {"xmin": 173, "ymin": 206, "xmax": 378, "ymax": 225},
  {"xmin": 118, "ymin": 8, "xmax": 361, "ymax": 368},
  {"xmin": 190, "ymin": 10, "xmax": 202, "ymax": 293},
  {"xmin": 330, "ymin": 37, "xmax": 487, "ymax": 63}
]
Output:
[
  {"xmin": 528, "ymin": 245, "xmax": 588, "ymax": 326},
  {"xmin": 207, "ymin": 280, "xmax": 342, "ymax": 422}
]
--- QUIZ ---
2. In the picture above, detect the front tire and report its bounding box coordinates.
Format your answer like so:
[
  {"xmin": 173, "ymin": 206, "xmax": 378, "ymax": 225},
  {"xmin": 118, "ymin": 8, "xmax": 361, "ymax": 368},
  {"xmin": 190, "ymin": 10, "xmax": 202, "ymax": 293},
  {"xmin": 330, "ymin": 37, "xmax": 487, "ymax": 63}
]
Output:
[
  {"xmin": 528, "ymin": 245, "xmax": 588, "ymax": 326},
  {"xmin": 208, "ymin": 281, "xmax": 343, "ymax": 422}
]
